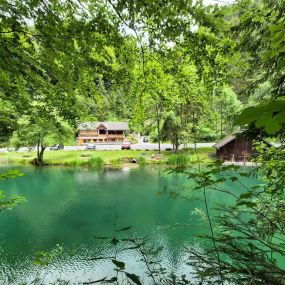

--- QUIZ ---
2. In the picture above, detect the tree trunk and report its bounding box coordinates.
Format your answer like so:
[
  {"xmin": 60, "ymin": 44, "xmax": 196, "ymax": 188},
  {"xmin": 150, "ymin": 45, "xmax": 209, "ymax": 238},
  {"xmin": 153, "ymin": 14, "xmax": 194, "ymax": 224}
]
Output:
[
  {"xmin": 37, "ymin": 139, "xmax": 40, "ymax": 161},
  {"xmin": 174, "ymin": 134, "xmax": 179, "ymax": 152},
  {"xmin": 155, "ymin": 105, "xmax": 161, "ymax": 154},
  {"xmin": 220, "ymin": 104, "xmax": 223, "ymax": 139},
  {"xmin": 38, "ymin": 146, "xmax": 46, "ymax": 165},
  {"xmin": 157, "ymin": 121, "xmax": 161, "ymax": 154},
  {"xmin": 34, "ymin": 138, "xmax": 46, "ymax": 166}
]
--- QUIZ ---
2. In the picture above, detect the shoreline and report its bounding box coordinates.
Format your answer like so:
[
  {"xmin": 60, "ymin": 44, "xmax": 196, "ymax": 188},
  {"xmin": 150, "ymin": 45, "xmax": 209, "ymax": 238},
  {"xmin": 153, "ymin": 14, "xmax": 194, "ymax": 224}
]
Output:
[{"xmin": 0, "ymin": 148, "xmax": 216, "ymax": 168}]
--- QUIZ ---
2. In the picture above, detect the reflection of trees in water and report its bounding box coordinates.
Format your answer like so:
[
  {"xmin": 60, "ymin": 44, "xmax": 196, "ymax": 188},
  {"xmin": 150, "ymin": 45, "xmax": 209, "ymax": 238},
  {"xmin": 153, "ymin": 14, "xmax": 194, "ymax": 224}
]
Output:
[
  {"xmin": 73, "ymin": 168, "xmax": 130, "ymax": 183},
  {"xmin": 88, "ymin": 206, "xmax": 195, "ymax": 285},
  {"xmin": 0, "ymin": 166, "xmax": 218, "ymax": 284}
]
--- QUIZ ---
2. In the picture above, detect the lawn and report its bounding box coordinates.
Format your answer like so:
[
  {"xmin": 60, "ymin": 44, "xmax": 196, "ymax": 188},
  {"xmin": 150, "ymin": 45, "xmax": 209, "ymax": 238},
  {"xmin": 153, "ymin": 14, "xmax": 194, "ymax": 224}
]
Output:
[{"xmin": 0, "ymin": 147, "xmax": 216, "ymax": 167}]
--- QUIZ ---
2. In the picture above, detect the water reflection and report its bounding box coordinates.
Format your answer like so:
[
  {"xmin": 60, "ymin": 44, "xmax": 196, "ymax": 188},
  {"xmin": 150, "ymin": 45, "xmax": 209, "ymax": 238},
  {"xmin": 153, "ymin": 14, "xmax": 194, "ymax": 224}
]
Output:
[{"xmin": 0, "ymin": 166, "xmax": 249, "ymax": 284}]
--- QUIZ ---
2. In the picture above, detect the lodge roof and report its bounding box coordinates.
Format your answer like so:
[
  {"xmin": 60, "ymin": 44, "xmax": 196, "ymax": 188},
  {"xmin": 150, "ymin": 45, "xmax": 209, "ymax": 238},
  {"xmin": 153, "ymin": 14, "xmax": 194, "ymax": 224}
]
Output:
[{"xmin": 78, "ymin": 121, "xmax": 129, "ymax": 131}]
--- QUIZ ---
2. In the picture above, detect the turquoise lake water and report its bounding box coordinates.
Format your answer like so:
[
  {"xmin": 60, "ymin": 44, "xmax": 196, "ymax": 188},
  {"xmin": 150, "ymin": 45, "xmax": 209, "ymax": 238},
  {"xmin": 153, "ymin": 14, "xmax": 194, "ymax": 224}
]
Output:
[{"xmin": 0, "ymin": 166, "xmax": 255, "ymax": 284}]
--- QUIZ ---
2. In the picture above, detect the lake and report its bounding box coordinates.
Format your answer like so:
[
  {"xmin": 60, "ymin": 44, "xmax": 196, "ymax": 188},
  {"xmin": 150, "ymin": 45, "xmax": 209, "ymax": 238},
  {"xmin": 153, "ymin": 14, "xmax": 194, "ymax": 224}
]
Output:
[{"xmin": 0, "ymin": 166, "xmax": 254, "ymax": 284}]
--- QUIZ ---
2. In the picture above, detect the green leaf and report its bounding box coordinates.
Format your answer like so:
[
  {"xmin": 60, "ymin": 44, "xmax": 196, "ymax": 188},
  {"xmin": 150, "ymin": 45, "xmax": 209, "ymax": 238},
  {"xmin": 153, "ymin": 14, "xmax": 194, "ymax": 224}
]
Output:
[
  {"xmin": 0, "ymin": 170, "xmax": 23, "ymax": 181},
  {"xmin": 264, "ymin": 119, "xmax": 281, "ymax": 134},
  {"xmin": 274, "ymin": 109, "xmax": 285, "ymax": 123},
  {"xmin": 255, "ymin": 115, "xmax": 272, "ymax": 128},
  {"xmin": 125, "ymin": 272, "xmax": 142, "ymax": 285},
  {"xmin": 235, "ymin": 107, "xmax": 261, "ymax": 125},
  {"xmin": 112, "ymin": 259, "xmax": 125, "ymax": 270}
]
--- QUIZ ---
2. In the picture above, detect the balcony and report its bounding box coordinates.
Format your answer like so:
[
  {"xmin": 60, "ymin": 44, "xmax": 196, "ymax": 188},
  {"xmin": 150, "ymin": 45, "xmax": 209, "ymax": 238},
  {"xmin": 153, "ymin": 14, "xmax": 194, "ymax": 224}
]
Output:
[{"xmin": 77, "ymin": 134, "xmax": 125, "ymax": 143}]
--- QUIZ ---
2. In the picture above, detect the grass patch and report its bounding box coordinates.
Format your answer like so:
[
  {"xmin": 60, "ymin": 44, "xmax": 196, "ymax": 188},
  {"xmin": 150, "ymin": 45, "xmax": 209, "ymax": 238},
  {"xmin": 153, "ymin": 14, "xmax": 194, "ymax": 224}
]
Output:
[
  {"xmin": 86, "ymin": 157, "xmax": 104, "ymax": 168},
  {"xmin": 166, "ymin": 154, "xmax": 189, "ymax": 167},
  {"xmin": 0, "ymin": 147, "xmax": 215, "ymax": 167},
  {"xmin": 109, "ymin": 158, "xmax": 123, "ymax": 168}
]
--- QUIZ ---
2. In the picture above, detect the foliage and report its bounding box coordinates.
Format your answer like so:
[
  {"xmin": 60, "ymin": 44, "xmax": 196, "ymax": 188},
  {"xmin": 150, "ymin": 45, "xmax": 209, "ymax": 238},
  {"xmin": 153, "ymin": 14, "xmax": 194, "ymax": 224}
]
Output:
[
  {"xmin": 91, "ymin": 208, "xmax": 192, "ymax": 285},
  {"xmin": 235, "ymin": 96, "xmax": 285, "ymax": 135},
  {"xmin": 126, "ymin": 134, "xmax": 138, "ymax": 144},
  {"xmin": 109, "ymin": 158, "xmax": 124, "ymax": 168},
  {"xmin": 86, "ymin": 157, "xmax": 104, "ymax": 168},
  {"xmin": 161, "ymin": 111, "xmax": 182, "ymax": 151},
  {"xmin": 2, "ymin": 0, "xmax": 285, "ymax": 283},
  {"xmin": 34, "ymin": 244, "xmax": 63, "ymax": 266},
  {"xmin": 137, "ymin": 156, "xmax": 146, "ymax": 166},
  {"xmin": 183, "ymin": 147, "xmax": 285, "ymax": 284},
  {"xmin": 214, "ymin": 85, "xmax": 242, "ymax": 138},
  {"xmin": 166, "ymin": 154, "xmax": 189, "ymax": 168},
  {"xmin": 0, "ymin": 170, "xmax": 24, "ymax": 212},
  {"xmin": 10, "ymin": 111, "xmax": 74, "ymax": 165},
  {"xmin": 229, "ymin": 0, "xmax": 285, "ymax": 99}
]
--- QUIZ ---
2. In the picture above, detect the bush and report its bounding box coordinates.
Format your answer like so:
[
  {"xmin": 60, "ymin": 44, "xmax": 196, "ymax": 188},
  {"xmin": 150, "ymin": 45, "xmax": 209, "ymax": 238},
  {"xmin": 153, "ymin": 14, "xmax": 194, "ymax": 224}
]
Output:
[
  {"xmin": 138, "ymin": 156, "xmax": 146, "ymax": 166},
  {"xmin": 87, "ymin": 157, "xmax": 104, "ymax": 168},
  {"xmin": 166, "ymin": 154, "xmax": 189, "ymax": 167},
  {"xmin": 126, "ymin": 134, "xmax": 138, "ymax": 144}
]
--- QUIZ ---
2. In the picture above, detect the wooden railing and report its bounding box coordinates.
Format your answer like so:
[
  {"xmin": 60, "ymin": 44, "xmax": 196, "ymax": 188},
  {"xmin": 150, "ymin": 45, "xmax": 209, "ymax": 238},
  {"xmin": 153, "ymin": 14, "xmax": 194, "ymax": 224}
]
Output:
[{"xmin": 221, "ymin": 154, "xmax": 251, "ymax": 162}]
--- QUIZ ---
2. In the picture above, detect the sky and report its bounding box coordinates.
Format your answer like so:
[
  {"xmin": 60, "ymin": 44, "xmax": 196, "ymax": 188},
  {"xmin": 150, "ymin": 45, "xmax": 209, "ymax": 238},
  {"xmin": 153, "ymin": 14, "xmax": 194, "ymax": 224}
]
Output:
[{"xmin": 203, "ymin": 0, "xmax": 236, "ymax": 5}]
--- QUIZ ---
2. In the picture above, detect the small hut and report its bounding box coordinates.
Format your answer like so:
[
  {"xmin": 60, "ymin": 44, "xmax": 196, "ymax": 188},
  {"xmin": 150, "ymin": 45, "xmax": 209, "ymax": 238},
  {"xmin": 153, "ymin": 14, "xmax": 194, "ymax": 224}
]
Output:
[{"xmin": 213, "ymin": 132, "xmax": 271, "ymax": 162}]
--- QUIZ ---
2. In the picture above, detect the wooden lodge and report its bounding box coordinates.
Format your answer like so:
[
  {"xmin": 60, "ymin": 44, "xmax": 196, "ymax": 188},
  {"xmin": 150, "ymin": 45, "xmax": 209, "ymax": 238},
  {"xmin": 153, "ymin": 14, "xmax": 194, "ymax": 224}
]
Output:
[
  {"xmin": 77, "ymin": 122, "xmax": 129, "ymax": 144},
  {"xmin": 213, "ymin": 133, "xmax": 271, "ymax": 162}
]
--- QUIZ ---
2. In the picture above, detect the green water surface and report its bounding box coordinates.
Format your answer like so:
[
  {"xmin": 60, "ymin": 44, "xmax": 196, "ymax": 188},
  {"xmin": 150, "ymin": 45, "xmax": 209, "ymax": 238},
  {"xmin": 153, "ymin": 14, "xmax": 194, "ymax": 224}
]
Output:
[{"xmin": 0, "ymin": 166, "xmax": 255, "ymax": 284}]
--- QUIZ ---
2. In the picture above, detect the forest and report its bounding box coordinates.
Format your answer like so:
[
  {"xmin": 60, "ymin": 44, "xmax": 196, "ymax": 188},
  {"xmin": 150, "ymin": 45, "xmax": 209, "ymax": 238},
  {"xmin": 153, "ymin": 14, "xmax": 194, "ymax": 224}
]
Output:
[
  {"xmin": 2, "ymin": 0, "xmax": 279, "ymax": 151},
  {"xmin": 1, "ymin": 0, "xmax": 285, "ymax": 284}
]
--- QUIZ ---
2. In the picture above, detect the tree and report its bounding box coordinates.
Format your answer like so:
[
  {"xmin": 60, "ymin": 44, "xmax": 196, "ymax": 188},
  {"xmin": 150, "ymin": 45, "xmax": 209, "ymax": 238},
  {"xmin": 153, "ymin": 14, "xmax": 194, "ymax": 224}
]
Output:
[
  {"xmin": 131, "ymin": 55, "xmax": 174, "ymax": 152},
  {"xmin": 214, "ymin": 85, "xmax": 242, "ymax": 138},
  {"xmin": 161, "ymin": 111, "xmax": 182, "ymax": 151},
  {"xmin": 10, "ymin": 107, "xmax": 74, "ymax": 165}
]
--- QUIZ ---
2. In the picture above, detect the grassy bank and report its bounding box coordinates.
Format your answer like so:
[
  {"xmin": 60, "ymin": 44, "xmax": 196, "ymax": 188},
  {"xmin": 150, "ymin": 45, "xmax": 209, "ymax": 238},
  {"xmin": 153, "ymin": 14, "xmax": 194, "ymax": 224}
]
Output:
[{"xmin": 0, "ymin": 148, "xmax": 215, "ymax": 168}]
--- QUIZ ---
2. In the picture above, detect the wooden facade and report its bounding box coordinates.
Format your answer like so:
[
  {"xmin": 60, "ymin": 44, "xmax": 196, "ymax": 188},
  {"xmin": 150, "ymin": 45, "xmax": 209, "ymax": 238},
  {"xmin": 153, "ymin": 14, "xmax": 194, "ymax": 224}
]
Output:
[
  {"xmin": 77, "ymin": 122, "xmax": 129, "ymax": 144},
  {"xmin": 214, "ymin": 133, "xmax": 271, "ymax": 162}
]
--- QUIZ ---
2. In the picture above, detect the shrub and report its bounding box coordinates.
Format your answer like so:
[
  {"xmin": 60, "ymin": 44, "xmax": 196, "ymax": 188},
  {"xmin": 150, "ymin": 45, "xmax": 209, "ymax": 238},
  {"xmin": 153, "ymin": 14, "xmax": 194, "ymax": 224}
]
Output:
[
  {"xmin": 138, "ymin": 156, "xmax": 146, "ymax": 166},
  {"xmin": 166, "ymin": 154, "xmax": 189, "ymax": 167},
  {"xmin": 126, "ymin": 134, "xmax": 138, "ymax": 144},
  {"xmin": 87, "ymin": 157, "xmax": 104, "ymax": 169}
]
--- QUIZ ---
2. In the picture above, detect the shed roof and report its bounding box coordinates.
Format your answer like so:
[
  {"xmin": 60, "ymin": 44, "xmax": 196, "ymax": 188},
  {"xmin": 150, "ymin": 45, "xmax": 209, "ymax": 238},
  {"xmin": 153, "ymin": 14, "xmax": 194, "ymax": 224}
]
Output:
[
  {"xmin": 78, "ymin": 122, "xmax": 129, "ymax": 131},
  {"xmin": 213, "ymin": 134, "xmax": 236, "ymax": 149},
  {"xmin": 214, "ymin": 132, "xmax": 272, "ymax": 149}
]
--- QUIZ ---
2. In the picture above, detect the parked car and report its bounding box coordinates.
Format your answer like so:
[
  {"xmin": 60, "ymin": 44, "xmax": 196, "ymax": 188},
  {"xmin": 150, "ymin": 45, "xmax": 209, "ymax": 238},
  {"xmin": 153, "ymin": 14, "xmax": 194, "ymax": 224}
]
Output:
[
  {"xmin": 86, "ymin": 143, "xmax": 96, "ymax": 150},
  {"xmin": 50, "ymin": 144, "xmax": 64, "ymax": 151},
  {"xmin": 121, "ymin": 141, "xmax": 131, "ymax": 150},
  {"xmin": 143, "ymin": 136, "xmax": 148, "ymax": 143}
]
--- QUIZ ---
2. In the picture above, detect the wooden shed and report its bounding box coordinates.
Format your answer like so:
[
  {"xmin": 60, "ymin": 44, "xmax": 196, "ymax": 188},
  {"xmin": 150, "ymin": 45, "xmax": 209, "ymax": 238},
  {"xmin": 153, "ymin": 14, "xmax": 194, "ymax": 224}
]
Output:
[{"xmin": 213, "ymin": 133, "xmax": 271, "ymax": 162}]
